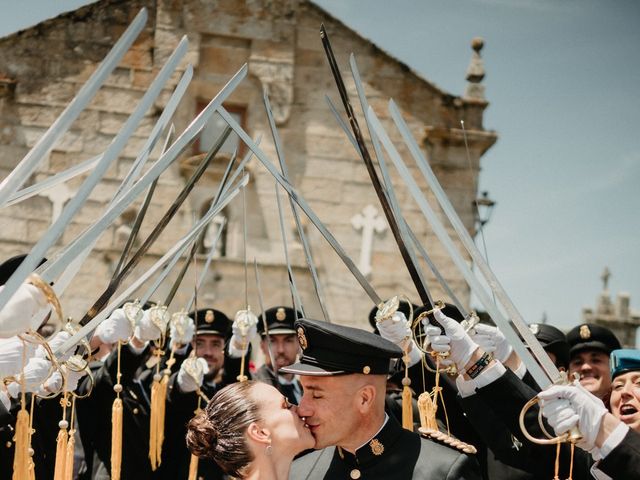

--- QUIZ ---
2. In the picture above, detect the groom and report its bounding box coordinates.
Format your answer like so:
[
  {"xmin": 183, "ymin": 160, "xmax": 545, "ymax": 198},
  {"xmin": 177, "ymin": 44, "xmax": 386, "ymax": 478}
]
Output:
[{"xmin": 282, "ymin": 318, "xmax": 480, "ymax": 480}]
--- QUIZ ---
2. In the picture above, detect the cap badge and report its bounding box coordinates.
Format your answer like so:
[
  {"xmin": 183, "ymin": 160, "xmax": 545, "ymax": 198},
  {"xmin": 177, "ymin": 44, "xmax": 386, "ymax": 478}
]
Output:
[
  {"xmin": 529, "ymin": 324, "xmax": 540, "ymax": 336},
  {"xmin": 369, "ymin": 438, "xmax": 384, "ymax": 456},
  {"xmin": 276, "ymin": 307, "xmax": 286, "ymax": 321},
  {"xmin": 363, "ymin": 366, "xmax": 371, "ymax": 375},
  {"xmin": 297, "ymin": 327, "xmax": 308, "ymax": 350},
  {"xmin": 580, "ymin": 325, "xmax": 591, "ymax": 340},
  {"xmin": 205, "ymin": 310, "xmax": 215, "ymax": 324}
]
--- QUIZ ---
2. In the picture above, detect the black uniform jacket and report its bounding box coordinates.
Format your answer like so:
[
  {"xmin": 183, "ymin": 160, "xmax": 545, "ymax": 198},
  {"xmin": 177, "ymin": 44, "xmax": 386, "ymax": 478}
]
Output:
[
  {"xmin": 597, "ymin": 427, "xmax": 640, "ymax": 479},
  {"xmin": 76, "ymin": 343, "xmax": 153, "ymax": 479},
  {"xmin": 289, "ymin": 414, "xmax": 481, "ymax": 479},
  {"xmin": 461, "ymin": 368, "xmax": 595, "ymax": 479}
]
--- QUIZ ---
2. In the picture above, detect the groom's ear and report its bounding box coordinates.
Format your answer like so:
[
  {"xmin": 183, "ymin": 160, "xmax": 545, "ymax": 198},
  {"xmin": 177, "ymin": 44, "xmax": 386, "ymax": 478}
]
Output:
[
  {"xmin": 355, "ymin": 383, "xmax": 376, "ymax": 414},
  {"xmin": 247, "ymin": 422, "xmax": 271, "ymax": 444}
]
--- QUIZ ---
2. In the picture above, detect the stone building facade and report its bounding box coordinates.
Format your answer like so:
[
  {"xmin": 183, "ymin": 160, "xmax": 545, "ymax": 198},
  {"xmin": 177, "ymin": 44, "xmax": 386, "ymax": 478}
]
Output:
[
  {"xmin": 0, "ymin": 0, "xmax": 497, "ymax": 329},
  {"xmin": 582, "ymin": 268, "xmax": 640, "ymax": 348}
]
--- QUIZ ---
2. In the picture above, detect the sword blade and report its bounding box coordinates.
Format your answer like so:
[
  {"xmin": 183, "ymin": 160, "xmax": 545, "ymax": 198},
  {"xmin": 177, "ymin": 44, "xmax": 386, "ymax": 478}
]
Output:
[
  {"xmin": 263, "ymin": 91, "xmax": 329, "ymax": 322},
  {"xmin": 348, "ymin": 54, "xmax": 433, "ymax": 306},
  {"xmin": 54, "ymin": 174, "xmax": 247, "ymax": 355},
  {"xmin": 387, "ymin": 100, "xmax": 560, "ymax": 383},
  {"xmin": 40, "ymin": 64, "xmax": 189, "ymax": 288},
  {"xmin": 162, "ymin": 128, "xmax": 233, "ymax": 307},
  {"xmin": 319, "ymin": 25, "xmax": 432, "ymax": 308},
  {"xmin": 254, "ymin": 259, "xmax": 279, "ymax": 380},
  {"xmin": 184, "ymin": 139, "xmax": 261, "ymax": 312},
  {"xmin": 38, "ymin": 64, "xmax": 247, "ymax": 284},
  {"xmin": 185, "ymin": 217, "xmax": 227, "ymax": 313},
  {"xmin": 274, "ymin": 180, "xmax": 305, "ymax": 316},
  {"xmin": 0, "ymin": 8, "xmax": 148, "ymax": 207},
  {"xmin": 217, "ymin": 106, "xmax": 382, "ymax": 306},
  {"xmin": 0, "ymin": 35, "xmax": 189, "ymax": 314},
  {"xmin": 4, "ymin": 154, "xmax": 101, "ymax": 208},
  {"xmin": 112, "ymin": 124, "xmax": 176, "ymax": 282},
  {"xmin": 367, "ymin": 106, "xmax": 556, "ymax": 388}
]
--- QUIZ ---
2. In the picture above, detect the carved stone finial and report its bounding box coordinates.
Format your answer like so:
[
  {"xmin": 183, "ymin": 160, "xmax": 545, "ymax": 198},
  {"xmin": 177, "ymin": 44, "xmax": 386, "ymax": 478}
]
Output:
[
  {"xmin": 601, "ymin": 267, "xmax": 611, "ymax": 291},
  {"xmin": 464, "ymin": 37, "xmax": 486, "ymax": 101}
]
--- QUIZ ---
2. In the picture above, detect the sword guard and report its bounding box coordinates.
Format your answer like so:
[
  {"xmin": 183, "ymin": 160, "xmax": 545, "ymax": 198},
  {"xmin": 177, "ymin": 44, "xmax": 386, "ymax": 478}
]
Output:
[{"xmin": 519, "ymin": 374, "xmax": 584, "ymax": 446}]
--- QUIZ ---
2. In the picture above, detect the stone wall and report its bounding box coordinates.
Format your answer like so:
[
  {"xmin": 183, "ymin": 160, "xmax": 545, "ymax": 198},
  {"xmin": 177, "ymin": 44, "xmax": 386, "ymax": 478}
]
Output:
[{"xmin": 0, "ymin": 0, "xmax": 496, "ymax": 330}]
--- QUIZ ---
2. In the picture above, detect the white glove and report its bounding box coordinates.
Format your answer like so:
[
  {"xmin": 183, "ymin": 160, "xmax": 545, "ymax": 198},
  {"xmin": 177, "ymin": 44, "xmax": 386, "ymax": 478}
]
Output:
[
  {"xmin": 470, "ymin": 323, "xmax": 512, "ymax": 363},
  {"xmin": 377, "ymin": 311, "xmax": 411, "ymax": 345},
  {"xmin": 94, "ymin": 308, "xmax": 133, "ymax": 344},
  {"xmin": 538, "ymin": 382, "xmax": 608, "ymax": 451},
  {"xmin": 0, "ymin": 336, "xmax": 37, "ymax": 378},
  {"xmin": 0, "ymin": 283, "xmax": 51, "ymax": 337},
  {"xmin": 424, "ymin": 309, "xmax": 478, "ymax": 371},
  {"xmin": 169, "ymin": 312, "xmax": 195, "ymax": 350},
  {"xmin": 41, "ymin": 364, "xmax": 87, "ymax": 394},
  {"xmin": 7, "ymin": 357, "xmax": 52, "ymax": 397},
  {"xmin": 134, "ymin": 308, "xmax": 166, "ymax": 343},
  {"xmin": 176, "ymin": 357, "xmax": 209, "ymax": 393},
  {"xmin": 36, "ymin": 330, "xmax": 72, "ymax": 362},
  {"xmin": 228, "ymin": 310, "xmax": 258, "ymax": 358}
]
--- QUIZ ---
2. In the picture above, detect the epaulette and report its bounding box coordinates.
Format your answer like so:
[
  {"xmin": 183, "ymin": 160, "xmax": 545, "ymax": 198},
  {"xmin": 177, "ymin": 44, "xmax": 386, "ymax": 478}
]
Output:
[{"xmin": 419, "ymin": 427, "xmax": 477, "ymax": 455}]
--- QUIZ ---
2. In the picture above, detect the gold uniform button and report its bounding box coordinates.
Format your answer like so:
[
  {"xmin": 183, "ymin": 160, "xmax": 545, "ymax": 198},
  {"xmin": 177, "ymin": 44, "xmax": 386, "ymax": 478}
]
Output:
[
  {"xmin": 6, "ymin": 441, "xmax": 12, "ymax": 448},
  {"xmin": 133, "ymin": 408, "xmax": 139, "ymax": 414},
  {"xmin": 363, "ymin": 366, "xmax": 370, "ymax": 374},
  {"xmin": 350, "ymin": 469, "xmax": 361, "ymax": 479}
]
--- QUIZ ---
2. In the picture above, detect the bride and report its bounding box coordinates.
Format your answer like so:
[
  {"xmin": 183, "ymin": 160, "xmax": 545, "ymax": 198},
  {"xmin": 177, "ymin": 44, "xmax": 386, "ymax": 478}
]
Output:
[{"xmin": 187, "ymin": 380, "xmax": 315, "ymax": 480}]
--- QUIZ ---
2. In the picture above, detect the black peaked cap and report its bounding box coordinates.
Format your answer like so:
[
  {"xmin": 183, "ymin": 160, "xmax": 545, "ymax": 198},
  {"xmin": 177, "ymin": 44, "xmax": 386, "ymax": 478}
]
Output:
[
  {"xmin": 528, "ymin": 323, "xmax": 570, "ymax": 369},
  {"xmin": 280, "ymin": 318, "xmax": 403, "ymax": 376},
  {"xmin": 567, "ymin": 323, "xmax": 621, "ymax": 357},
  {"xmin": 189, "ymin": 308, "xmax": 231, "ymax": 337},
  {"xmin": 257, "ymin": 306, "xmax": 301, "ymax": 336},
  {"xmin": 0, "ymin": 254, "xmax": 47, "ymax": 286}
]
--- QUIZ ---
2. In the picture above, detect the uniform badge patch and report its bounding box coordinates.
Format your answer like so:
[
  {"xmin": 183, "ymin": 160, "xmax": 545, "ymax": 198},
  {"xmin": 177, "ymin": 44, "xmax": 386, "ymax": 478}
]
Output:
[
  {"xmin": 297, "ymin": 327, "xmax": 308, "ymax": 350},
  {"xmin": 369, "ymin": 438, "xmax": 384, "ymax": 456},
  {"xmin": 580, "ymin": 325, "xmax": 591, "ymax": 339}
]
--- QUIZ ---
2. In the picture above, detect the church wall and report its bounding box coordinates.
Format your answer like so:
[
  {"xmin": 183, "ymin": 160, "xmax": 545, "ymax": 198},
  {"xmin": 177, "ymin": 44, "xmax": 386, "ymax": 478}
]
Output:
[{"xmin": 0, "ymin": 0, "xmax": 495, "ymax": 331}]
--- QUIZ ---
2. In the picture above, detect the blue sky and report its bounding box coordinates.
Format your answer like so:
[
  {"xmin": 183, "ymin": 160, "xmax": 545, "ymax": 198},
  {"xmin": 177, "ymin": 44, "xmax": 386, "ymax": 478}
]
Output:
[{"xmin": 1, "ymin": 0, "xmax": 638, "ymax": 335}]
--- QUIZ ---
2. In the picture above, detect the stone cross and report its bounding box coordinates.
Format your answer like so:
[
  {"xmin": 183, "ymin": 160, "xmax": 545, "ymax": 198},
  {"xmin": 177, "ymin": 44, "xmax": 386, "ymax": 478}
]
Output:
[
  {"xmin": 351, "ymin": 205, "xmax": 387, "ymax": 277},
  {"xmin": 601, "ymin": 267, "xmax": 611, "ymax": 290},
  {"xmin": 40, "ymin": 184, "xmax": 74, "ymax": 224}
]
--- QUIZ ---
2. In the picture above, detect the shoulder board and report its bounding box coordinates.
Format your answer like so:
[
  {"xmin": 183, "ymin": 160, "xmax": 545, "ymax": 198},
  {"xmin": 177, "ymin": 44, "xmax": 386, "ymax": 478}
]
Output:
[{"xmin": 419, "ymin": 427, "xmax": 477, "ymax": 455}]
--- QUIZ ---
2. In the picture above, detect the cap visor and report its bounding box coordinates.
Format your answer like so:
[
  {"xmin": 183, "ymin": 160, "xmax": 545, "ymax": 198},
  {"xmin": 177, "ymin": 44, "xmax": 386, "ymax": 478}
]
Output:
[
  {"xmin": 279, "ymin": 362, "xmax": 345, "ymax": 376},
  {"xmin": 570, "ymin": 341, "xmax": 611, "ymax": 356},
  {"xmin": 261, "ymin": 328, "xmax": 297, "ymax": 336}
]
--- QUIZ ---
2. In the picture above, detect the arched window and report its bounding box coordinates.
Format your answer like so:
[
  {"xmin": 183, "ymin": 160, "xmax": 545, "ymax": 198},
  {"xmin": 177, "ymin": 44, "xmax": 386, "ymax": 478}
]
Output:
[{"xmin": 200, "ymin": 199, "xmax": 228, "ymax": 258}]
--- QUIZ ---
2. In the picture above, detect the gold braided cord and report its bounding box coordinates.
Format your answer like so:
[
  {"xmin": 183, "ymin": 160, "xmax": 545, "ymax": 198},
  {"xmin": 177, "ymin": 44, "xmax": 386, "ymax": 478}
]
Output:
[
  {"xmin": 63, "ymin": 396, "xmax": 77, "ymax": 480},
  {"xmin": 12, "ymin": 408, "xmax": 30, "ymax": 480},
  {"xmin": 12, "ymin": 338, "xmax": 30, "ymax": 480},
  {"xmin": 53, "ymin": 393, "xmax": 70, "ymax": 480},
  {"xmin": 111, "ymin": 341, "xmax": 123, "ymax": 480}
]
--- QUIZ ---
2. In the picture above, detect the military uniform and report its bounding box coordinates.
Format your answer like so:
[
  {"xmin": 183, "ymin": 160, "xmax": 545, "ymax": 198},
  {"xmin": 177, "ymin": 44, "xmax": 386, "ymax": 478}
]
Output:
[
  {"xmin": 255, "ymin": 306, "xmax": 303, "ymax": 405},
  {"xmin": 155, "ymin": 308, "xmax": 242, "ymax": 480},
  {"xmin": 281, "ymin": 318, "xmax": 481, "ymax": 480},
  {"xmin": 76, "ymin": 342, "xmax": 153, "ymax": 479},
  {"xmin": 290, "ymin": 414, "xmax": 480, "ymax": 479}
]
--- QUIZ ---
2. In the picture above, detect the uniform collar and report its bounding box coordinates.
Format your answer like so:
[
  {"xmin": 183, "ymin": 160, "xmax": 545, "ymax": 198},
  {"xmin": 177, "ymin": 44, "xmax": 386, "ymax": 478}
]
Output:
[{"xmin": 338, "ymin": 413, "xmax": 400, "ymax": 467}]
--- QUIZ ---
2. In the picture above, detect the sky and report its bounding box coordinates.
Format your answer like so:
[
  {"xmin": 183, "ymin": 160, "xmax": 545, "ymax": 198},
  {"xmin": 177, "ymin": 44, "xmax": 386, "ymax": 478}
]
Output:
[{"xmin": 1, "ymin": 0, "xmax": 639, "ymax": 334}]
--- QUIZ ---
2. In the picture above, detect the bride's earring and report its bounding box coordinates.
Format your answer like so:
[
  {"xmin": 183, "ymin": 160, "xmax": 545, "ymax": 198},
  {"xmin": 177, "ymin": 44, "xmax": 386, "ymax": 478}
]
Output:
[{"xmin": 266, "ymin": 439, "xmax": 273, "ymax": 456}]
